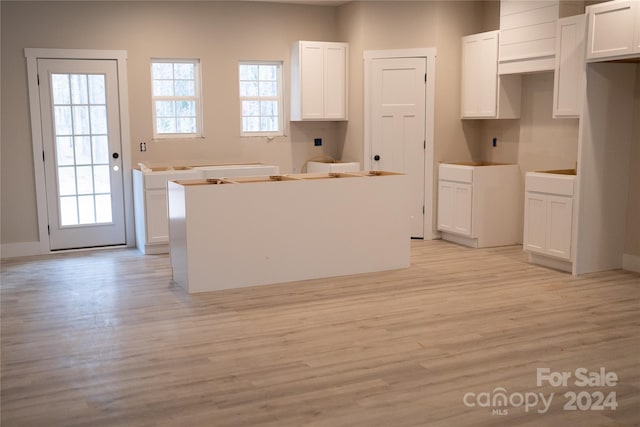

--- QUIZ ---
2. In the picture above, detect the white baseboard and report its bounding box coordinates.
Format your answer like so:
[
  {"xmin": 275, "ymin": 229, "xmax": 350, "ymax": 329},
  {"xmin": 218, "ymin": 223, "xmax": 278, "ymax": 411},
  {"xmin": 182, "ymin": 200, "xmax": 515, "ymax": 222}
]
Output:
[
  {"xmin": 1, "ymin": 241, "xmax": 45, "ymax": 259},
  {"xmin": 623, "ymin": 254, "xmax": 640, "ymax": 273}
]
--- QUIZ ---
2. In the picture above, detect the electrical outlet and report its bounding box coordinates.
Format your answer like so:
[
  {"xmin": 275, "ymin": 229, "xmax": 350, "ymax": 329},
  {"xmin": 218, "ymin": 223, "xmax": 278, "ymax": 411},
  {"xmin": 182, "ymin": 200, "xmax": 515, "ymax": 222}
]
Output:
[
  {"xmin": 492, "ymin": 137, "xmax": 497, "ymax": 147},
  {"xmin": 314, "ymin": 138, "xmax": 322, "ymax": 147},
  {"xmin": 140, "ymin": 142, "xmax": 147, "ymax": 152}
]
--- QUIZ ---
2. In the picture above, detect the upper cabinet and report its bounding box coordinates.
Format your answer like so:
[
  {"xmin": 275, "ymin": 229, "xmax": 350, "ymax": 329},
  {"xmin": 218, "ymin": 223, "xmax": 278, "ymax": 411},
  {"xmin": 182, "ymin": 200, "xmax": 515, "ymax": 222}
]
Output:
[
  {"xmin": 461, "ymin": 31, "xmax": 521, "ymax": 119},
  {"xmin": 290, "ymin": 41, "xmax": 348, "ymax": 121},
  {"xmin": 499, "ymin": 0, "xmax": 582, "ymax": 74},
  {"xmin": 586, "ymin": 0, "xmax": 640, "ymax": 61},
  {"xmin": 553, "ymin": 14, "xmax": 586, "ymax": 118}
]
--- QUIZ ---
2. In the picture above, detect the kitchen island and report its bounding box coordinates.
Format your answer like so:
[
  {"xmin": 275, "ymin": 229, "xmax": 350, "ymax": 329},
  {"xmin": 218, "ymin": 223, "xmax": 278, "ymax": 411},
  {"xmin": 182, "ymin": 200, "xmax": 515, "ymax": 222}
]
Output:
[{"xmin": 168, "ymin": 171, "xmax": 410, "ymax": 293}]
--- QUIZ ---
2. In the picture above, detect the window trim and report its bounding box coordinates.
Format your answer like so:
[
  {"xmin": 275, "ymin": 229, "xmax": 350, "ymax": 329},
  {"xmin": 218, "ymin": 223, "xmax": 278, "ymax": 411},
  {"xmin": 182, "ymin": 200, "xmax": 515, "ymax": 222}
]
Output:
[
  {"xmin": 239, "ymin": 60, "xmax": 285, "ymax": 138},
  {"xmin": 150, "ymin": 58, "xmax": 203, "ymax": 140}
]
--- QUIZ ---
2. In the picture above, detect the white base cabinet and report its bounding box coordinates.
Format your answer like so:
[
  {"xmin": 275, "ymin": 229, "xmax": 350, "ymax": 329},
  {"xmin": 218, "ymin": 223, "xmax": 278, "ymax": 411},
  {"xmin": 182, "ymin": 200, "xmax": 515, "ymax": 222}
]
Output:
[
  {"xmin": 523, "ymin": 172, "xmax": 575, "ymax": 271},
  {"xmin": 437, "ymin": 163, "xmax": 521, "ymax": 248},
  {"xmin": 133, "ymin": 164, "xmax": 279, "ymax": 254}
]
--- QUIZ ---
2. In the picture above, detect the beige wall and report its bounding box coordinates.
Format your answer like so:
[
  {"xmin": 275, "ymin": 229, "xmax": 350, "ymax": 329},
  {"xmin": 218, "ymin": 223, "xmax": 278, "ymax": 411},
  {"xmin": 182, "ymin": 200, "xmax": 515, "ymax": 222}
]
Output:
[
  {"xmin": 337, "ymin": 1, "xmax": 485, "ymax": 166},
  {"xmin": 625, "ymin": 67, "xmax": 640, "ymax": 257},
  {"xmin": 1, "ymin": 1, "xmax": 340, "ymax": 244}
]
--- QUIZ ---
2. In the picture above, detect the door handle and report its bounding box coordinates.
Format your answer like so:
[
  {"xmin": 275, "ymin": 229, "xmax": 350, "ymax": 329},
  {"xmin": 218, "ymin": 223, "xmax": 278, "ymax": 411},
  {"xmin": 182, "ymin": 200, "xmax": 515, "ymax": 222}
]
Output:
[{"xmin": 374, "ymin": 155, "xmax": 381, "ymax": 161}]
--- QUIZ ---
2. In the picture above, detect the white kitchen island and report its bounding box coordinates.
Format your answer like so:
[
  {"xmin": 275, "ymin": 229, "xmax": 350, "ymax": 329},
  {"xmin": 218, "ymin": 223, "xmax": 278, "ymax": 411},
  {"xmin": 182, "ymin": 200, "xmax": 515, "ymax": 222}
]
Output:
[{"xmin": 168, "ymin": 172, "xmax": 410, "ymax": 293}]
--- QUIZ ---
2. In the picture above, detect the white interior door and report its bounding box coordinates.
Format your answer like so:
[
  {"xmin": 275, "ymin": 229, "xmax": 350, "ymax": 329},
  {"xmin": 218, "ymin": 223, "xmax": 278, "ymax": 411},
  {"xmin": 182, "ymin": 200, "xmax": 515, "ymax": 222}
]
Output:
[
  {"xmin": 38, "ymin": 59, "xmax": 126, "ymax": 250},
  {"xmin": 370, "ymin": 57, "xmax": 426, "ymax": 238}
]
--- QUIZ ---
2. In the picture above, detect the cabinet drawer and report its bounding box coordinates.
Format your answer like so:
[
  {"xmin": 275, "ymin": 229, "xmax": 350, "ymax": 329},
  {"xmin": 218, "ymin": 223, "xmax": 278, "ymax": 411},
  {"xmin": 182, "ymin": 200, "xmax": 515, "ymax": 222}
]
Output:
[
  {"xmin": 526, "ymin": 172, "xmax": 574, "ymax": 196},
  {"xmin": 439, "ymin": 165, "xmax": 473, "ymax": 183}
]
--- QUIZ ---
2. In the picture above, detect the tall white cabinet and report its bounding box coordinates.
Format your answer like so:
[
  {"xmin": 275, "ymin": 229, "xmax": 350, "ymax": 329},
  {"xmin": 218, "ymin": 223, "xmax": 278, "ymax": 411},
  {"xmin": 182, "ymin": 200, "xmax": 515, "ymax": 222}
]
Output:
[
  {"xmin": 290, "ymin": 41, "xmax": 348, "ymax": 121},
  {"xmin": 553, "ymin": 14, "xmax": 586, "ymax": 118}
]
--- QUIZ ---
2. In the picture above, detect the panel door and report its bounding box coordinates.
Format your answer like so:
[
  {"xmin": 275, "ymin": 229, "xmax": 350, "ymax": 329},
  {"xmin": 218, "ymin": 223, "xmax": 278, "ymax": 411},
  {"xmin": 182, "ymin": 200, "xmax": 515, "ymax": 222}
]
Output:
[
  {"xmin": 587, "ymin": 0, "xmax": 636, "ymax": 60},
  {"xmin": 324, "ymin": 44, "xmax": 347, "ymax": 120},
  {"xmin": 300, "ymin": 42, "xmax": 325, "ymax": 119},
  {"xmin": 437, "ymin": 181, "xmax": 456, "ymax": 232},
  {"xmin": 453, "ymin": 183, "xmax": 473, "ymax": 237},
  {"xmin": 145, "ymin": 189, "xmax": 169, "ymax": 244},
  {"xmin": 370, "ymin": 57, "xmax": 426, "ymax": 238}
]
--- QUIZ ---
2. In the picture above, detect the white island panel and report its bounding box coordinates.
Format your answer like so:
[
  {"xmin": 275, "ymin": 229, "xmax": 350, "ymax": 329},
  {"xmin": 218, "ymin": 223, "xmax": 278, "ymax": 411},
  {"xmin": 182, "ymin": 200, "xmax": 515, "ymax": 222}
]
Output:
[{"xmin": 168, "ymin": 173, "xmax": 410, "ymax": 293}]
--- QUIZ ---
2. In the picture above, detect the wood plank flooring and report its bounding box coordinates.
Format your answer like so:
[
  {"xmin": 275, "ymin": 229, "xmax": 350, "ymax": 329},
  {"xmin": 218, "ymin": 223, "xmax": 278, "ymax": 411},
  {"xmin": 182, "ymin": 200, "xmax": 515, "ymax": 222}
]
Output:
[{"xmin": 1, "ymin": 240, "xmax": 639, "ymax": 426}]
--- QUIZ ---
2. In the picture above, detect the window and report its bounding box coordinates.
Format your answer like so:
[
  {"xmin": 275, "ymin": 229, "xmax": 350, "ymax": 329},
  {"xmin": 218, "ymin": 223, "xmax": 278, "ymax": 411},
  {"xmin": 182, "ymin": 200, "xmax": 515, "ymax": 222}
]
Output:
[
  {"xmin": 151, "ymin": 59, "xmax": 202, "ymax": 139},
  {"xmin": 239, "ymin": 62, "xmax": 284, "ymax": 136}
]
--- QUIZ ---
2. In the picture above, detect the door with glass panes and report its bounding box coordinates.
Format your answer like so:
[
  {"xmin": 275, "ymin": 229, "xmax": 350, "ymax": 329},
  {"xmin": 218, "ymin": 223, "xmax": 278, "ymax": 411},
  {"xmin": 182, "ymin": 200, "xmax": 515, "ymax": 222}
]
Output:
[{"xmin": 38, "ymin": 59, "xmax": 126, "ymax": 250}]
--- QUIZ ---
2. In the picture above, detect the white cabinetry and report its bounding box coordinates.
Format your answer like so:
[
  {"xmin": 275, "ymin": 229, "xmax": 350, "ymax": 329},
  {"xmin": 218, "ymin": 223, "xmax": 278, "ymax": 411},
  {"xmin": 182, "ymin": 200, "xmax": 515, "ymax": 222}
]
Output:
[
  {"xmin": 524, "ymin": 172, "xmax": 575, "ymax": 270},
  {"xmin": 461, "ymin": 31, "xmax": 521, "ymax": 119},
  {"xmin": 586, "ymin": 0, "xmax": 640, "ymax": 61},
  {"xmin": 499, "ymin": 0, "xmax": 583, "ymax": 74},
  {"xmin": 437, "ymin": 163, "xmax": 521, "ymax": 248},
  {"xmin": 133, "ymin": 164, "xmax": 279, "ymax": 254},
  {"xmin": 290, "ymin": 41, "xmax": 348, "ymax": 121},
  {"xmin": 553, "ymin": 14, "xmax": 586, "ymax": 118}
]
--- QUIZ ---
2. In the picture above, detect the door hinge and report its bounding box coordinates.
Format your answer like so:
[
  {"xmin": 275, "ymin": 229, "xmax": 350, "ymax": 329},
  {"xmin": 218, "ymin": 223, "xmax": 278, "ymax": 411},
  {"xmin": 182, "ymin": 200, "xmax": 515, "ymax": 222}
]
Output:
[
  {"xmin": 424, "ymin": 73, "xmax": 427, "ymax": 83},
  {"xmin": 37, "ymin": 74, "xmax": 40, "ymax": 85},
  {"xmin": 424, "ymin": 140, "xmax": 426, "ymax": 150},
  {"xmin": 47, "ymin": 225, "xmax": 50, "ymax": 235},
  {"xmin": 42, "ymin": 151, "xmax": 45, "ymax": 162},
  {"xmin": 423, "ymin": 205, "xmax": 425, "ymax": 214}
]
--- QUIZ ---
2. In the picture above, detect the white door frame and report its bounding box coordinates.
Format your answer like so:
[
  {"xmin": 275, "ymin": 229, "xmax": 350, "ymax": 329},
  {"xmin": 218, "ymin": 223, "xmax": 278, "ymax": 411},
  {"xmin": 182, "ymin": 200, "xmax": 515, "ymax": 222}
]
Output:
[
  {"xmin": 25, "ymin": 48, "xmax": 134, "ymax": 254},
  {"xmin": 364, "ymin": 48, "xmax": 437, "ymax": 240}
]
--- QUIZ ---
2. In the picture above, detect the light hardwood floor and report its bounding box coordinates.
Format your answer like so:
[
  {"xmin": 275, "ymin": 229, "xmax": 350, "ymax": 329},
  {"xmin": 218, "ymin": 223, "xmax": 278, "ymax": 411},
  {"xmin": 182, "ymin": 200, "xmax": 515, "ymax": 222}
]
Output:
[{"xmin": 1, "ymin": 240, "xmax": 639, "ymax": 426}]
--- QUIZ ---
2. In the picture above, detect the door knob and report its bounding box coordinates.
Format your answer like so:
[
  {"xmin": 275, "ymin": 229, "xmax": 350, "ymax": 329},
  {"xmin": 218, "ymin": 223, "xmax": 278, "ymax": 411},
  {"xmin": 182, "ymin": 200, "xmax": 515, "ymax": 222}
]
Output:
[
  {"xmin": 112, "ymin": 152, "xmax": 119, "ymax": 159},
  {"xmin": 374, "ymin": 155, "xmax": 381, "ymax": 161}
]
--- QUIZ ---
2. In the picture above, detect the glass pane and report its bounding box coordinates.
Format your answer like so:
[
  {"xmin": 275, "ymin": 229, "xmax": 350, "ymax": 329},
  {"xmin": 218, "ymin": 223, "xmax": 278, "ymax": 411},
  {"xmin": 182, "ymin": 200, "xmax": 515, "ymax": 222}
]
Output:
[
  {"xmin": 239, "ymin": 64, "xmax": 259, "ymax": 81},
  {"xmin": 176, "ymin": 100, "xmax": 195, "ymax": 117},
  {"xmin": 60, "ymin": 196, "xmax": 78, "ymax": 226},
  {"xmin": 157, "ymin": 118, "xmax": 176, "ymax": 134},
  {"xmin": 56, "ymin": 137, "xmax": 75, "ymax": 166},
  {"xmin": 243, "ymin": 117, "xmax": 259, "ymax": 132},
  {"xmin": 152, "ymin": 62, "xmax": 173, "ymax": 80},
  {"xmin": 95, "ymin": 195, "xmax": 112, "ymax": 223},
  {"xmin": 90, "ymin": 106, "xmax": 108, "ymax": 134},
  {"xmin": 153, "ymin": 80, "xmax": 174, "ymax": 97},
  {"xmin": 261, "ymin": 117, "xmax": 278, "ymax": 132},
  {"xmin": 70, "ymin": 74, "xmax": 88, "ymax": 104},
  {"xmin": 54, "ymin": 106, "xmax": 72, "ymax": 136},
  {"xmin": 174, "ymin": 63, "xmax": 194, "ymax": 79},
  {"xmin": 240, "ymin": 81, "xmax": 258, "ymax": 97},
  {"xmin": 177, "ymin": 118, "xmax": 196, "ymax": 133},
  {"xmin": 94, "ymin": 165, "xmax": 111, "ymax": 193},
  {"xmin": 92, "ymin": 136, "xmax": 109, "ymax": 164},
  {"xmin": 72, "ymin": 106, "xmax": 90, "ymax": 135},
  {"xmin": 259, "ymin": 82, "xmax": 277, "ymax": 97},
  {"xmin": 156, "ymin": 101, "xmax": 175, "ymax": 118},
  {"xmin": 174, "ymin": 80, "xmax": 195, "ymax": 97},
  {"xmin": 260, "ymin": 101, "xmax": 278, "ymax": 116},
  {"xmin": 259, "ymin": 65, "xmax": 277, "ymax": 81},
  {"xmin": 78, "ymin": 195, "xmax": 95, "ymax": 224},
  {"xmin": 76, "ymin": 166, "xmax": 94, "ymax": 194},
  {"xmin": 58, "ymin": 167, "xmax": 76, "ymax": 196},
  {"xmin": 74, "ymin": 136, "xmax": 92, "ymax": 165},
  {"xmin": 88, "ymin": 74, "xmax": 106, "ymax": 104},
  {"xmin": 52, "ymin": 74, "xmax": 71, "ymax": 105},
  {"xmin": 242, "ymin": 100, "xmax": 260, "ymax": 117}
]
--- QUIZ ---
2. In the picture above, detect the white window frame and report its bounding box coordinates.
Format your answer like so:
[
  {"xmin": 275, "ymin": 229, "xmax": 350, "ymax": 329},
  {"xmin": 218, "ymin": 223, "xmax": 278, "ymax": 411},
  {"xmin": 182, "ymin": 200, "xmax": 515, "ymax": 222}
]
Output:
[
  {"xmin": 239, "ymin": 61, "xmax": 285, "ymax": 137},
  {"xmin": 151, "ymin": 58, "xmax": 203, "ymax": 140}
]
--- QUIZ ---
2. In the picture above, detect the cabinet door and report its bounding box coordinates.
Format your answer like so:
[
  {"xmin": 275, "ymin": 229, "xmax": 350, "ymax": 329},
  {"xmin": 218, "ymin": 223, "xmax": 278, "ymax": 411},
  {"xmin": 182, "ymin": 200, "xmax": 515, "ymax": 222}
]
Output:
[
  {"xmin": 324, "ymin": 44, "xmax": 347, "ymax": 120},
  {"xmin": 453, "ymin": 183, "xmax": 473, "ymax": 236},
  {"xmin": 553, "ymin": 14, "xmax": 586, "ymax": 118},
  {"xmin": 461, "ymin": 31, "xmax": 498, "ymax": 118},
  {"xmin": 437, "ymin": 181, "xmax": 456, "ymax": 232},
  {"xmin": 587, "ymin": 0, "xmax": 637, "ymax": 60},
  {"xmin": 524, "ymin": 193, "xmax": 547, "ymax": 254},
  {"xmin": 300, "ymin": 42, "xmax": 325, "ymax": 119},
  {"xmin": 546, "ymin": 195, "xmax": 573, "ymax": 260},
  {"xmin": 145, "ymin": 189, "xmax": 169, "ymax": 244}
]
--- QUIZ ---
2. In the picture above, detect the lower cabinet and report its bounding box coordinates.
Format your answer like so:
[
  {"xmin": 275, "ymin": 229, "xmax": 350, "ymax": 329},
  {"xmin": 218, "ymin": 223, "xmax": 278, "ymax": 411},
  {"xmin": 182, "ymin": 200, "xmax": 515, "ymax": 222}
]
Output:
[
  {"xmin": 437, "ymin": 163, "xmax": 521, "ymax": 248},
  {"xmin": 523, "ymin": 172, "xmax": 575, "ymax": 271}
]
